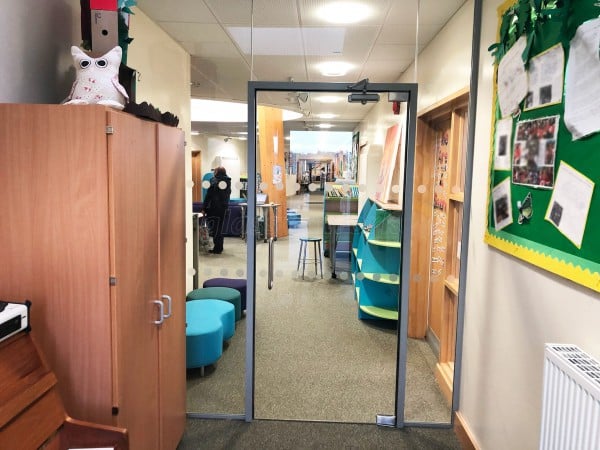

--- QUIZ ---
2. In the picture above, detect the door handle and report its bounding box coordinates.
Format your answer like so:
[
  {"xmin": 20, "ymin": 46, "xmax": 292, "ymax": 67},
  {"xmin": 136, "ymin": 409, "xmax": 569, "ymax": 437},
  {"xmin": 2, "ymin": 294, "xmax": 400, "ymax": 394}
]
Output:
[
  {"xmin": 268, "ymin": 237, "xmax": 274, "ymax": 290},
  {"xmin": 153, "ymin": 299, "xmax": 165, "ymax": 325},
  {"xmin": 162, "ymin": 294, "xmax": 172, "ymax": 319}
]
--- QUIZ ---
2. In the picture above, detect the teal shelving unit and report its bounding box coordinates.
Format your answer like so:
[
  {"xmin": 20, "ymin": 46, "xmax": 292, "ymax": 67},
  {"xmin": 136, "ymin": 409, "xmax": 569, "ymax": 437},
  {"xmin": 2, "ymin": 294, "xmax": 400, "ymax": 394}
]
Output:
[{"xmin": 352, "ymin": 198, "xmax": 402, "ymax": 320}]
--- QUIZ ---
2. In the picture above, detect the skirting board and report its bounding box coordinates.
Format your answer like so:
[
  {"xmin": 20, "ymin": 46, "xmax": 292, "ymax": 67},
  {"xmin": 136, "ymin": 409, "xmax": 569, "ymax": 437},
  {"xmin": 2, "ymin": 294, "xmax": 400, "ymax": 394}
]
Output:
[{"xmin": 454, "ymin": 411, "xmax": 480, "ymax": 450}]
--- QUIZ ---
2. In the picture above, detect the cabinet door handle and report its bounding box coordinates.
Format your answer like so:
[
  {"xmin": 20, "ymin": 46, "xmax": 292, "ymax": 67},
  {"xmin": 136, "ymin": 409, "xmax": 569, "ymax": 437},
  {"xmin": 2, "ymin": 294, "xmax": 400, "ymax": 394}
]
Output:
[
  {"xmin": 153, "ymin": 299, "xmax": 165, "ymax": 325},
  {"xmin": 162, "ymin": 294, "xmax": 172, "ymax": 319}
]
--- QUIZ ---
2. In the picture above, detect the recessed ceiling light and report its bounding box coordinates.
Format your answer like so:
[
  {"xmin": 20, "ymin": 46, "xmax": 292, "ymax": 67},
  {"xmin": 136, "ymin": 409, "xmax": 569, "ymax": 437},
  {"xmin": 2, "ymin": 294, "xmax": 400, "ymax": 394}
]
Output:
[
  {"xmin": 317, "ymin": 123, "xmax": 333, "ymax": 129},
  {"xmin": 315, "ymin": 113, "xmax": 337, "ymax": 119},
  {"xmin": 316, "ymin": 2, "xmax": 372, "ymax": 24},
  {"xmin": 316, "ymin": 95, "xmax": 343, "ymax": 104},
  {"xmin": 317, "ymin": 61, "xmax": 353, "ymax": 77}
]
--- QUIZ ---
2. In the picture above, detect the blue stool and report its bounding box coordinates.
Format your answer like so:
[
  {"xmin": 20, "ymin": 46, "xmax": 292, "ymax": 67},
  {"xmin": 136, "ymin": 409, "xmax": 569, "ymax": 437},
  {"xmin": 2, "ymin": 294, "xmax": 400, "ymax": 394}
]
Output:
[
  {"xmin": 186, "ymin": 300, "xmax": 235, "ymax": 373},
  {"xmin": 297, "ymin": 237, "xmax": 323, "ymax": 279}
]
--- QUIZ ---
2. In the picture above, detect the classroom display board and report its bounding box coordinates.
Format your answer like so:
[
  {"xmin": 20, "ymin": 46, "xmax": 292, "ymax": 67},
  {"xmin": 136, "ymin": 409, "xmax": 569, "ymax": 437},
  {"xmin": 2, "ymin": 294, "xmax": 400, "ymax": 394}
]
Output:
[{"xmin": 485, "ymin": 0, "xmax": 600, "ymax": 292}]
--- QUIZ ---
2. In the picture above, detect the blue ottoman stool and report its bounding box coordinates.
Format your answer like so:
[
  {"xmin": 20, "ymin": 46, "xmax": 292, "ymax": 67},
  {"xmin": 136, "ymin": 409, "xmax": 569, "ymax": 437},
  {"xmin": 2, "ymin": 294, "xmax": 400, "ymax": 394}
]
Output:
[
  {"xmin": 186, "ymin": 300, "xmax": 236, "ymax": 373},
  {"xmin": 203, "ymin": 278, "xmax": 247, "ymax": 312},
  {"xmin": 186, "ymin": 287, "xmax": 242, "ymax": 321},
  {"xmin": 186, "ymin": 307, "xmax": 223, "ymax": 371}
]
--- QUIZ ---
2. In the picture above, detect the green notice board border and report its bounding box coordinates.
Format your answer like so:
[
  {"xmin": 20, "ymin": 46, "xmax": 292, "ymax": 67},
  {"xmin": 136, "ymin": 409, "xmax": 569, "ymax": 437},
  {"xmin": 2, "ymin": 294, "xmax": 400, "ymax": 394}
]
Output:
[{"xmin": 484, "ymin": 0, "xmax": 600, "ymax": 293}]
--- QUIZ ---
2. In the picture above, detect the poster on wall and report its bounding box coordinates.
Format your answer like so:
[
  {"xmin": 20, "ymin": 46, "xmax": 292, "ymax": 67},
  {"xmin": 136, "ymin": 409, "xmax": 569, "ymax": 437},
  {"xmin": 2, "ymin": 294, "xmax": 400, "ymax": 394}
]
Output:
[
  {"xmin": 374, "ymin": 124, "xmax": 402, "ymax": 203},
  {"xmin": 564, "ymin": 17, "xmax": 600, "ymax": 140},
  {"xmin": 512, "ymin": 115, "xmax": 558, "ymax": 189},
  {"xmin": 524, "ymin": 44, "xmax": 564, "ymax": 111},
  {"xmin": 497, "ymin": 35, "xmax": 528, "ymax": 118},
  {"xmin": 545, "ymin": 162, "xmax": 595, "ymax": 248},
  {"xmin": 492, "ymin": 178, "xmax": 513, "ymax": 230},
  {"xmin": 272, "ymin": 165, "xmax": 282, "ymax": 185},
  {"xmin": 494, "ymin": 117, "xmax": 513, "ymax": 170}
]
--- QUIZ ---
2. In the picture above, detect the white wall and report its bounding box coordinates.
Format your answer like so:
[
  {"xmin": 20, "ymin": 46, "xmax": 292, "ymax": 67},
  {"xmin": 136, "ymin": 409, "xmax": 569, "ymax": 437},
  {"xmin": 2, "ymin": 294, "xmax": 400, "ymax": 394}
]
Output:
[
  {"xmin": 1, "ymin": 0, "xmax": 80, "ymax": 102},
  {"xmin": 191, "ymin": 135, "xmax": 249, "ymax": 199}
]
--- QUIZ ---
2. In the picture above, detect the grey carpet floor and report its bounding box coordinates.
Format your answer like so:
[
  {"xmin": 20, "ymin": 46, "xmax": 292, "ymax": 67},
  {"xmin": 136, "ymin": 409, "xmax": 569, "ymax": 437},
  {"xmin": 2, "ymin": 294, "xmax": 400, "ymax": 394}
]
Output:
[
  {"xmin": 178, "ymin": 418, "xmax": 462, "ymax": 450},
  {"xmin": 188, "ymin": 193, "xmax": 450, "ymax": 424}
]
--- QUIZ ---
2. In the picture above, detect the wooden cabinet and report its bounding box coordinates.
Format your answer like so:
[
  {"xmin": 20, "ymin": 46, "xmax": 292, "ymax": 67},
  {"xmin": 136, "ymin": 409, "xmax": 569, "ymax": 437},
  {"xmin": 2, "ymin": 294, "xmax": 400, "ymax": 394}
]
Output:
[
  {"xmin": 0, "ymin": 104, "xmax": 186, "ymax": 449},
  {"xmin": 411, "ymin": 88, "xmax": 469, "ymax": 403},
  {"xmin": 352, "ymin": 198, "xmax": 402, "ymax": 320}
]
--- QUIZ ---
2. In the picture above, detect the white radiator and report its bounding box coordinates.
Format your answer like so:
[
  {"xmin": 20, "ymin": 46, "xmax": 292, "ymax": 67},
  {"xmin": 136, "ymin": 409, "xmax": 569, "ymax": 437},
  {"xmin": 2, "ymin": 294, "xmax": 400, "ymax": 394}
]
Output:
[{"xmin": 539, "ymin": 344, "xmax": 600, "ymax": 450}]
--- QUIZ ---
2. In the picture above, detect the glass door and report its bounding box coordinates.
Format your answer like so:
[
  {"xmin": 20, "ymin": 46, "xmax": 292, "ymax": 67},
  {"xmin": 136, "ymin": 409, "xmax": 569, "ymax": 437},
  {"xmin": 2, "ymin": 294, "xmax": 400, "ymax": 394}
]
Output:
[{"xmin": 246, "ymin": 81, "xmax": 453, "ymax": 425}]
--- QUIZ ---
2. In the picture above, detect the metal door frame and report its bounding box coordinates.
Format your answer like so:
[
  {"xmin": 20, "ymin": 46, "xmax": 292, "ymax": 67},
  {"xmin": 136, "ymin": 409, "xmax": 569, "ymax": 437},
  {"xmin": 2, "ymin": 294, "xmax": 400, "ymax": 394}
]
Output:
[{"xmin": 246, "ymin": 81, "xmax": 418, "ymax": 426}]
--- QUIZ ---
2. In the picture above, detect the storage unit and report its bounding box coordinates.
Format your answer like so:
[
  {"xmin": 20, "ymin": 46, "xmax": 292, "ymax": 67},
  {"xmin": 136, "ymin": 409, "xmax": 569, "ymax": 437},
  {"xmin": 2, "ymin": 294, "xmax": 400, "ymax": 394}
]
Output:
[
  {"xmin": 0, "ymin": 104, "xmax": 186, "ymax": 450},
  {"xmin": 323, "ymin": 182, "xmax": 358, "ymax": 257},
  {"xmin": 352, "ymin": 198, "xmax": 402, "ymax": 320}
]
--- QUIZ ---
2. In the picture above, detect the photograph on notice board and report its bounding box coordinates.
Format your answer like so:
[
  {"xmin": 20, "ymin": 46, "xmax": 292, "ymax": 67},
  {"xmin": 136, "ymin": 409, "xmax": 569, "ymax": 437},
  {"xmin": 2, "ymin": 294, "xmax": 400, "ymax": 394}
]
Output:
[
  {"xmin": 512, "ymin": 115, "xmax": 558, "ymax": 189},
  {"xmin": 524, "ymin": 44, "xmax": 564, "ymax": 111},
  {"xmin": 492, "ymin": 177, "xmax": 513, "ymax": 231},
  {"xmin": 494, "ymin": 117, "xmax": 513, "ymax": 170},
  {"xmin": 545, "ymin": 162, "xmax": 595, "ymax": 248}
]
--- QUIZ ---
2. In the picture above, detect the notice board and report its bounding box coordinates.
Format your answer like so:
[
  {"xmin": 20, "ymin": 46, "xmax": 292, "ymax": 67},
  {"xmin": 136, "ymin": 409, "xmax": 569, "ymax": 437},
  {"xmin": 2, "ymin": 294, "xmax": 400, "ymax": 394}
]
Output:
[{"xmin": 485, "ymin": 0, "xmax": 600, "ymax": 292}]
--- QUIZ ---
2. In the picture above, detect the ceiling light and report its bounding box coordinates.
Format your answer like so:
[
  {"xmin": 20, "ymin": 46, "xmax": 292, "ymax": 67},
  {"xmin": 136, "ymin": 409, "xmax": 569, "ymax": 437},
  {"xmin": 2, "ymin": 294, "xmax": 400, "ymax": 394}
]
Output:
[
  {"xmin": 315, "ymin": 113, "xmax": 337, "ymax": 119},
  {"xmin": 316, "ymin": 2, "xmax": 373, "ymax": 24},
  {"xmin": 317, "ymin": 61, "xmax": 353, "ymax": 77},
  {"xmin": 191, "ymin": 131, "xmax": 200, "ymax": 136},
  {"xmin": 317, "ymin": 123, "xmax": 333, "ymax": 129},
  {"xmin": 316, "ymin": 95, "xmax": 342, "ymax": 104}
]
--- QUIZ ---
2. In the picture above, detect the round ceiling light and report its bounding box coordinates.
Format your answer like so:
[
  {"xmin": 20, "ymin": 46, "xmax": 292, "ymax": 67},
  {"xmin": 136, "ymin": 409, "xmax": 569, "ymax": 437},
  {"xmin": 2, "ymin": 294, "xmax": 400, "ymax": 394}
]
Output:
[
  {"xmin": 316, "ymin": 2, "xmax": 373, "ymax": 24},
  {"xmin": 317, "ymin": 61, "xmax": 353, "ymax": 77}
]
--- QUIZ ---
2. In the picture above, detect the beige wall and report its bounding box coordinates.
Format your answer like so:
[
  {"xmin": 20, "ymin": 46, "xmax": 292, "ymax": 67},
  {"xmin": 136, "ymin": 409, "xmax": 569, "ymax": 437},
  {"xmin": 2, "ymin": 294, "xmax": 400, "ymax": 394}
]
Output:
[{"xmin": 128, "ymin": 9, "xmax": 193, "ymax": 293}]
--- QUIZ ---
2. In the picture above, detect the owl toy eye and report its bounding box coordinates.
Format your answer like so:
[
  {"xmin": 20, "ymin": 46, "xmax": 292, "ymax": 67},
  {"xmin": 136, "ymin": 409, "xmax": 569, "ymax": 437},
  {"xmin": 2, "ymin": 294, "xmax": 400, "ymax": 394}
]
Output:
[
  {"xmin": 95, "ymin": 59, "xmax": 108, "ymax": 68},
  {"xmin": 80, "ymin": 59, "xmax": 92, "ymax": 69}
]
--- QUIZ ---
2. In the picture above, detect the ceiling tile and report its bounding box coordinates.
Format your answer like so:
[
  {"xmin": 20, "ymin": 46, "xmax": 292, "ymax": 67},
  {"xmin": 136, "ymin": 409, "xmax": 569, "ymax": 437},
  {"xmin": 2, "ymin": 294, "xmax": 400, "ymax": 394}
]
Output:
[
  {"xmin": 159, "ymin": 22, "xmax": 231, "ymax": 43},
  {"xmin": 137, "ymin": 0, "xmax": 215, "ymax": 23}
]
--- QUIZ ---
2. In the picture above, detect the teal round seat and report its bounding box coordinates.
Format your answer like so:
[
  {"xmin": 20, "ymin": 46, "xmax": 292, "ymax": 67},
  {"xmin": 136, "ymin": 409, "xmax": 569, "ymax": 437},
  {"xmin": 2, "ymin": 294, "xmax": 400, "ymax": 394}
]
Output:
[
  {"xmin": 185, "ymin": 311, "xmax": 223, "ymax": 369},
  {"xmin": 187, "ymin": 287, "xmax": 242, "ymax": 321}
]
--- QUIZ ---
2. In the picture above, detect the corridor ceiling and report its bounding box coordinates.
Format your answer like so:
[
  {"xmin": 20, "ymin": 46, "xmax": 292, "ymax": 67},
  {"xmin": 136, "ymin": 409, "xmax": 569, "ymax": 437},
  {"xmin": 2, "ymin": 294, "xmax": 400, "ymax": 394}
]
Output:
[{"xmin": 136, "ymin": 0, "xmax": 468, "ymax": 137}]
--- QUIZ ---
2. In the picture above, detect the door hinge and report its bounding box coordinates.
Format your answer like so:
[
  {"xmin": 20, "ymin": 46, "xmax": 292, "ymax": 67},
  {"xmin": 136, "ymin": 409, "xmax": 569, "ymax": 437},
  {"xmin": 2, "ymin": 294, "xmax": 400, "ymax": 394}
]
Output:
[
  {"xmin": 109, "ymin": 277, "xmax": 117, "ymax": 286},
  {"xmin": 106, "ymin": 125, "xmax": 114, "ymax": 135},
  {"xmin": 376, "ymin": 414, "xmax": 396, "ymax": 427}
]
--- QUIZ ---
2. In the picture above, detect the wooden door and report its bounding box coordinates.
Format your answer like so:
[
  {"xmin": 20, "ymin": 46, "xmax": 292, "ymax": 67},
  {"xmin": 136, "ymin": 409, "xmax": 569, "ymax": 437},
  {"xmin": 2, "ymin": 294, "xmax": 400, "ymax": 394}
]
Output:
[
  {"xmin": 156, "ymin": 124, "xmax": 186, "ymax": 449},
  {"xmin": 0, "ymin": 104, "xmax": 114, "ymax": 423},
  {"xmin": 107, "ymin": 110, "xmax": 160, "ymax": 449}
]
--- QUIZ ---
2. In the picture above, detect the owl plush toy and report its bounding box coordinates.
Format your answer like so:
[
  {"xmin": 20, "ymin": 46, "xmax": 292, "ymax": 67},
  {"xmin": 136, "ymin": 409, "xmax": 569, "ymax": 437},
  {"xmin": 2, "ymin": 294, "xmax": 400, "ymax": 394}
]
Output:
[{"xmin": 64, "ymin": 46, "xmax": 129, "ymax": 110}]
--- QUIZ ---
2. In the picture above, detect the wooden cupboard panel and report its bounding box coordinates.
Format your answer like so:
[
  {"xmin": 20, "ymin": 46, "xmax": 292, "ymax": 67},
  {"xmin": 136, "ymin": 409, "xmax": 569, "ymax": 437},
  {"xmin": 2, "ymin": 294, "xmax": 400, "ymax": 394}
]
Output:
[
  {"xmin": 0, "ymin": 104, "xmax": 113, "ymax": 423},
  {"xmin": 107, "ymin": 110, "xmax": 160, "ymax": 449},
  {"xmin": 157, "ymin": 125, "xmax": 186, "ymax": 449}
]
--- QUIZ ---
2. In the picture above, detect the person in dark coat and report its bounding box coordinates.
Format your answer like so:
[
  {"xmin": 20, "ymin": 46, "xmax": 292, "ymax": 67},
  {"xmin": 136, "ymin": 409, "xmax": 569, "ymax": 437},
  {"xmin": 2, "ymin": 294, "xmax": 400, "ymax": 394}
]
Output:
[{"xmin": 203, "ymin": 166, "xmax": 231, "ymax": 254}]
